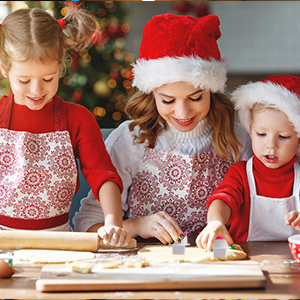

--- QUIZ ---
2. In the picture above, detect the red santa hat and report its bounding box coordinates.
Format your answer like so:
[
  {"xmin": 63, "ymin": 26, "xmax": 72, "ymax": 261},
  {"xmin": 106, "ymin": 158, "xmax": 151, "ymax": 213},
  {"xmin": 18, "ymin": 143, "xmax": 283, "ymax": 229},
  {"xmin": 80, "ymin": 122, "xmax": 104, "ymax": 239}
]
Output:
[
  {"xmin": 131, "ymin": 14, "xmax": 227, "ymax": 94},
  {"xmin": 232, "ymin": 74, "xmax": 300, "ymax": 136}
]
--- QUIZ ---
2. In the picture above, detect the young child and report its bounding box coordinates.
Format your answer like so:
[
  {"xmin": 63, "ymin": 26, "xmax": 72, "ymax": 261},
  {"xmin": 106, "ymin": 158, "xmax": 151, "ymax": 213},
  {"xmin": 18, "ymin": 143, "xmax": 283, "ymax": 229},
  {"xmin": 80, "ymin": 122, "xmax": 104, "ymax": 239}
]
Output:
[
  {"xmin": 0, "ymin": 8, "xmax": 130, "ymax": 247},
  {"xmin": 73, "ymin": 13, "xmax": 252, "ymax": 245},
  {"xmin": 197, "ymin": 74, "xmax": 300, "ymax": 252}
]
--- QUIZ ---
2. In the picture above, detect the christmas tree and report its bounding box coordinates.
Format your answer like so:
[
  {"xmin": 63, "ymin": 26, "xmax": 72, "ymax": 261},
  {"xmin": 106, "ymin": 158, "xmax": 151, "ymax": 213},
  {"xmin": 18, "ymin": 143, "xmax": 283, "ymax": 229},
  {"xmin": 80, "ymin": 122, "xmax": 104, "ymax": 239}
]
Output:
[{"xmin": 3, "ymin": 1, "xmax": 135, "ymax": 128}]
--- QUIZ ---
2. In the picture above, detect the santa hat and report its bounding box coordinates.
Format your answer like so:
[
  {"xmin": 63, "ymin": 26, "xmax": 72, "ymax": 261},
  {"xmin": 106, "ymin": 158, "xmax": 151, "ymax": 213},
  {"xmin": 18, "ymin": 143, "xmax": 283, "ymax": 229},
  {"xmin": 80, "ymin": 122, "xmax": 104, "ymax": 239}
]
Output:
[
  {"xmin": 232, "ymin": 75, "xmax": 300, "ymax": 137},
  {"xmin": 131, "ymin": 14, "xmax": 227, "ymax": 94}
]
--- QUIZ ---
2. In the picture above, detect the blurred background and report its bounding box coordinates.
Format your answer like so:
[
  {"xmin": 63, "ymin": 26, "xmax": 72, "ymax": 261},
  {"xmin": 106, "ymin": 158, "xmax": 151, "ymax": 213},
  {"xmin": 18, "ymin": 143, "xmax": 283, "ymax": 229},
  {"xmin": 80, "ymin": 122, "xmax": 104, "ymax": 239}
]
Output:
[{"xmin": 1, "ymin": 1, "xmax": 300, "ymax": 128}]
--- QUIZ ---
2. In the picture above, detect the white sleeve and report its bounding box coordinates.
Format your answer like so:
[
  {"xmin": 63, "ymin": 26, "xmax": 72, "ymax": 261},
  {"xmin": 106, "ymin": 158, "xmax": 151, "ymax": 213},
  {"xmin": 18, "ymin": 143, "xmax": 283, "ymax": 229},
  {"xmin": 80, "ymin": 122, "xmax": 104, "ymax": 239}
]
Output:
[
  {"xmin": 235, "ymin": 122, "xmax": 253, "ymax": 161},
  {"xmin": 73, "ymin": 121, "xmax": 145, "ymax": 232},
  {"xmin": 72, "ymin": 189, "xmax": 104, "ymax": 232}
]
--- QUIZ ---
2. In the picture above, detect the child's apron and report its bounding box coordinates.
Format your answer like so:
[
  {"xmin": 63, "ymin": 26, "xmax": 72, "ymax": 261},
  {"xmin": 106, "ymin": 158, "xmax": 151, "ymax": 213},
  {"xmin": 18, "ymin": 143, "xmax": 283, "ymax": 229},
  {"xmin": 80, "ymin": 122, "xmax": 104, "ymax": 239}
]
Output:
[
  {"xmin": 0, "ymin": 95, "xmax": 77, "ymax": 231},
  {"xmin": 127, "ymin": 147, "xmax": 233, "ymax": 244},
  {"xmin": 247, "ymin": 157, "xmax": 300, "ymax": 241}
]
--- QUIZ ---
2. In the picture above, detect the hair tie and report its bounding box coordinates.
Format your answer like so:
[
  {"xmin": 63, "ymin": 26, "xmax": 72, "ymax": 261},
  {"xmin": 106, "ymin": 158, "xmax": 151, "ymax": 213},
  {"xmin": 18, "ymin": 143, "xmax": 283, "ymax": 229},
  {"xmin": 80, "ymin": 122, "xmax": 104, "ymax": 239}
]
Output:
[{"xmin": 57, "ymin": 18, "xmax": 66, "ymax": 29}]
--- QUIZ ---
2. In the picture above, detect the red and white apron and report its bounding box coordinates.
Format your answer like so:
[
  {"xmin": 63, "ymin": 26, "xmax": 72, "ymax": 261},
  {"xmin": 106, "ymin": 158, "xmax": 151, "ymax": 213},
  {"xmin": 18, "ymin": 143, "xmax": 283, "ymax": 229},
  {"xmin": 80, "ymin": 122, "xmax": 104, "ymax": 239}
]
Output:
[
  {"xmin": 247, "ymin": 157, "xmax": 300, "ymax": 241},
  {"xmin": 127, "ymin": 147, "xmax": 233, "ymax": 245},
  {"xmin": 0, "ymin": 95, "xmax": 78, "ymax": 231}
]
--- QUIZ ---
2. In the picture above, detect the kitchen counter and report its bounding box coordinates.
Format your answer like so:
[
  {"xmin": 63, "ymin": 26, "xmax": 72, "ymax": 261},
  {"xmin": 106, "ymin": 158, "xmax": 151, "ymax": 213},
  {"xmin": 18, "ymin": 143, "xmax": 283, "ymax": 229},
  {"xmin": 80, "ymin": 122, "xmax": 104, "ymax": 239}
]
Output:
[{"xmin": 0, "ymin": 241, "xmax": 300, "ymax": 299}]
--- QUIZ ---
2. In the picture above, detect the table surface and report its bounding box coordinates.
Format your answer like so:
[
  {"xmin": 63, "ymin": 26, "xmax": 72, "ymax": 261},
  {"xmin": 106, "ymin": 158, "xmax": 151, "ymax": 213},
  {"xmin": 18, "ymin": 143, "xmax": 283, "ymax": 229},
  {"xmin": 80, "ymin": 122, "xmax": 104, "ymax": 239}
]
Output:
[{"xmin": 1, "ymin": 241, "xmax": 300, "ymax": 299}]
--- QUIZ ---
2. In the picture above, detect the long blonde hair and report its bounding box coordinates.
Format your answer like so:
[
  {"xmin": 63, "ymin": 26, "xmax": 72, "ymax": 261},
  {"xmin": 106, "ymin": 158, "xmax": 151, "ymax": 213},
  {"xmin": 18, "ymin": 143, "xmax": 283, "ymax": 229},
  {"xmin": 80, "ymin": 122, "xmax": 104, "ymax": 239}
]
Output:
[
  {"xmin": 0, "ymin": 7, "xmax": 96, "ymax": 73},
  {"xmin": 125, "ymin": 91, "xmax": 241, "ymax": 162}
]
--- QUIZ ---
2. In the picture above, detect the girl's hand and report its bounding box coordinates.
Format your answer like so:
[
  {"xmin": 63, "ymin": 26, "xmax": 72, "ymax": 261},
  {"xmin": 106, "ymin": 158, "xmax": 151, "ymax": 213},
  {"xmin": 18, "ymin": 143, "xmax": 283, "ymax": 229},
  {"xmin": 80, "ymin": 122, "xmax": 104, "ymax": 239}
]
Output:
[
  {"xmin": 285, "ymin": 210, "xmax": 300, "ymax": 231},
  {"xmin": 125, "ymin": 211, "xmax": 184, "ymax": 245},
  {"xmin": 196, "ymin": 221, "xmax": 233, "ymax": 252},
  {"xmin": 97, "ymin": 225, "xmax": 130, "ymax": 247}
]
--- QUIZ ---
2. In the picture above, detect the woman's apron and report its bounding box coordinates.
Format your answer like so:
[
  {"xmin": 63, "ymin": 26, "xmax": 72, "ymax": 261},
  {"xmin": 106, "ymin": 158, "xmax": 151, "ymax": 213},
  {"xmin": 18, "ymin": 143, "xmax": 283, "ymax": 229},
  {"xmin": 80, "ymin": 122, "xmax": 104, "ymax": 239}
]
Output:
[
  {"xmin": 247, "ymin": 157, "xmax": 300, "ymax": 241},
  {"xmin": 127, "ymin": 147, "xmax": 233, "ymax": 245},
  {"xmin": 0, "ymin": 95, "xmax": 78, "ymax": 231}
]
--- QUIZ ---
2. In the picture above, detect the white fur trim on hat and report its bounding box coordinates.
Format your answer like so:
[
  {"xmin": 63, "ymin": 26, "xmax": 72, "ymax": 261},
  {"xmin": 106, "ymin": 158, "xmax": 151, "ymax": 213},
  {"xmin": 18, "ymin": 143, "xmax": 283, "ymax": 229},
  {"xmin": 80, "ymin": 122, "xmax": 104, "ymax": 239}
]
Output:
[
  {"xmin": 232, "ymin": 81, "xmax": 300, "ymax": 137},
  {"xmin": 131, "ymin": 56, "xmax": 227, "ymax": 94}
]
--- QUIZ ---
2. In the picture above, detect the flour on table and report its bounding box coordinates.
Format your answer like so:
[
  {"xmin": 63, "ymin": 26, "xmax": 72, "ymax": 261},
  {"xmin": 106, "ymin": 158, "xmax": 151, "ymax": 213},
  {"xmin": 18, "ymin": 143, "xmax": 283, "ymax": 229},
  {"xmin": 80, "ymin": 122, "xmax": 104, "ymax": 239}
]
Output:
[
  {"xmin": 14, "ymin": 249, "xmax": 95, "ymax": 264},
  {"xmin": 138, "ymin": 244, "xmax": 246, "ymax": 262}
]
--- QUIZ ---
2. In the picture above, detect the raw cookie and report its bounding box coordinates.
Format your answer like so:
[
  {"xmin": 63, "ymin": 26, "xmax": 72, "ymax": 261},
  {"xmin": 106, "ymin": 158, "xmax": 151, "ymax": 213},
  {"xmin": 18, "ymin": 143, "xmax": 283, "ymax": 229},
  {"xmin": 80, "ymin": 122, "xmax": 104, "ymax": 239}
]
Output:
[
  {"xmin": 138, "ymin": 244, "xmax": 246, "ymax": 262},
  {"xmin": 97, "ymin": 261, "xmax": 123, "ymax": 269},
  {"xmin": 71, "ymin": 262, "xmax": 93, "ymax": 274},
  {"xmin": 14, "ymin": 249, "xmax": 95, "ymax": 264},
  {"xmin": 124, "ymin": 261, "xmax": 150, "ymax": 268}
]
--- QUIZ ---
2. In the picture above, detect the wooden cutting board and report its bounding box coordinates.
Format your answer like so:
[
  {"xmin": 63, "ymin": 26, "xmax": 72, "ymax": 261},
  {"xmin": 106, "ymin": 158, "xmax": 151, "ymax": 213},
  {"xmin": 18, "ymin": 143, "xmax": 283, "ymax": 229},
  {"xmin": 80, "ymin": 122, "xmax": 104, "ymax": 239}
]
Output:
[{"xmin": 36, "ymin": 260, "xmax": 265, "ymax": 292}]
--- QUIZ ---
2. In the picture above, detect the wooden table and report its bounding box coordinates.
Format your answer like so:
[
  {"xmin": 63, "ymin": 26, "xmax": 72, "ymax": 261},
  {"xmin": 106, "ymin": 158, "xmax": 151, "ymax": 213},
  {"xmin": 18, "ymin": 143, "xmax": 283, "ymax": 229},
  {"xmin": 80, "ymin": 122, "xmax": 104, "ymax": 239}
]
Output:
[{"xmin": 1, "ymin": 241, "xmax": 300, "ymax": 299}]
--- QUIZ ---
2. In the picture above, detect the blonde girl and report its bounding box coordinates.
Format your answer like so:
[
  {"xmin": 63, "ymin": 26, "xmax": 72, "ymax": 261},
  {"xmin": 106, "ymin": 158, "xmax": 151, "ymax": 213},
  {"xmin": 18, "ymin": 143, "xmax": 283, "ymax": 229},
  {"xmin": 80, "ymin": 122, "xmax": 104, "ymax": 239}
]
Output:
[{"xmin": 0, "ymin": 8, "xmax": 129, "ymax": 247}]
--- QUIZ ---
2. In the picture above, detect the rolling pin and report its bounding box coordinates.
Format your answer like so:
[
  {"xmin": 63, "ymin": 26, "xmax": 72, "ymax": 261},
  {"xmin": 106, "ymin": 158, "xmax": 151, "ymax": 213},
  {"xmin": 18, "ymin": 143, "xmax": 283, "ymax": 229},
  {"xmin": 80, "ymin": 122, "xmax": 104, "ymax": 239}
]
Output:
[{"xmin": 0, "ymin": 230, "xmax": 137, "ymax": 252}]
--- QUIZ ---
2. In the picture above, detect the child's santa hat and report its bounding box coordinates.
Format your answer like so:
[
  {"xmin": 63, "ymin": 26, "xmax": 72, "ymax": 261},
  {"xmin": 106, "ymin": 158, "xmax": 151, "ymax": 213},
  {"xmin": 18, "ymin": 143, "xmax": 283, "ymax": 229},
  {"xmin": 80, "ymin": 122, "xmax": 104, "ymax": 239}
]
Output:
[
  {"xmin": 131, "ymin": 14, "xmax": 227, "ymax": 94},
  {"xmin": 232, "ymin": 74, "xmax": 300, "ymax": 137}
]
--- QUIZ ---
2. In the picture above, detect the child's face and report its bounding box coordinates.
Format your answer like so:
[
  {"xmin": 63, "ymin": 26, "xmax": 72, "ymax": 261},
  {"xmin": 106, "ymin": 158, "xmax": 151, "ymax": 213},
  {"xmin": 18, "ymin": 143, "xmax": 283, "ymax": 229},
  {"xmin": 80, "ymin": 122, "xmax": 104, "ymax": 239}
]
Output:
[
  {"xmin": 1, "ymin": 59, "xmax": 60, "ymax": 110},
  {"xmin": 250, "ymin": 109, "xmax": 299, "ymax": 169},
  {"xmin": 153, "ymin": 82, "xmax": 211, "ymax": 132}
]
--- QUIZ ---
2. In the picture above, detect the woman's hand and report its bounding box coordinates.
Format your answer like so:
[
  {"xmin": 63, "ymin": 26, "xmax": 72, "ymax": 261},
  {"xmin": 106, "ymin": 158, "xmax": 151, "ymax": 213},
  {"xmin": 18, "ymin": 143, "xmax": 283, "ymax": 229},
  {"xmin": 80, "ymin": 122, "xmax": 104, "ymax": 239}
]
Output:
[
  {"xmin": 285, "ymin": 210, "xmax": 300, "ymax": 231},
  {"xmin": 97, "ymin": 225, "xmax": 130, "ymax": 247},
  {"xmin": 196, "ymin": 221, "xmax": 233, "ymax": 252},
  {"xmin": 124, "ymin": 211, "xmax": 184, "ymax": 245}
]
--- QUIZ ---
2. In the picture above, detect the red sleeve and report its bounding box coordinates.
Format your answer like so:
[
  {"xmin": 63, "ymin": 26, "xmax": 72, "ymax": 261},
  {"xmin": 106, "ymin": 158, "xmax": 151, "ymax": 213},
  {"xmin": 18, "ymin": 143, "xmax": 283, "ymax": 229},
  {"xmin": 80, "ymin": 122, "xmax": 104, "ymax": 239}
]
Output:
[
  {"xmin": 64, "ymin": 100, "xmax": 123, "ymax": 200},
  {"xmin": 207, "ymin": 161, "xmax": 251, "ymax": 241}
]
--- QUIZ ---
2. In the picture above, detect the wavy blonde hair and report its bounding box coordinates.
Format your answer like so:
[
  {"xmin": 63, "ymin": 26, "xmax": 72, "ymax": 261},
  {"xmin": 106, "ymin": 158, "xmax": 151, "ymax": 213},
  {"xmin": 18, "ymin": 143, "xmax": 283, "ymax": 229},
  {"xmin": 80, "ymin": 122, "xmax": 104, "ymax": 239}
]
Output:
[
  {"xmin": 125, "ymin": 91, "xmax": 241, "ymax": 163},
  {"xmin": 0, "ymin": 7, "xmax": 97, "ymax": 74}
]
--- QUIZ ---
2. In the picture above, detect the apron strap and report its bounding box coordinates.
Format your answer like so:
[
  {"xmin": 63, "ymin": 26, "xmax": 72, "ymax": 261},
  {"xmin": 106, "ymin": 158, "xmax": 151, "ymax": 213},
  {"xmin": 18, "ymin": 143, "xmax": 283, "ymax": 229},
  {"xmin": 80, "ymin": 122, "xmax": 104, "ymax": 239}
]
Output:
[
  {"xmin": 0, "ymin": 94, "xmax": 13, "ymax": 129},
  {"xmin": 292, "ymin": 162, "xmax": 300, "ymax": 211},
  {"xmin": 246, "ymin": 156, "xmax": 256, "ymax": 196},
  {"xmin": 53, "ymin": 95, "xmax": 68, "ymax": 131},
  {"xmin": 0, "ymin": 94, "xmax": 67, "ymax": 131}
]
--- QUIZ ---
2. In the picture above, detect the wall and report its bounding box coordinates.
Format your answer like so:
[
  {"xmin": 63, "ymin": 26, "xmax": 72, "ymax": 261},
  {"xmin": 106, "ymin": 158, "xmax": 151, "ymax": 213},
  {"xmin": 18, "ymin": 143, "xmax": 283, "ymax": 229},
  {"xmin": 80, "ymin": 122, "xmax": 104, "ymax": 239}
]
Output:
[{"xmin": 125, "ymin": 1, "xmax": 300, "ymax": 90}]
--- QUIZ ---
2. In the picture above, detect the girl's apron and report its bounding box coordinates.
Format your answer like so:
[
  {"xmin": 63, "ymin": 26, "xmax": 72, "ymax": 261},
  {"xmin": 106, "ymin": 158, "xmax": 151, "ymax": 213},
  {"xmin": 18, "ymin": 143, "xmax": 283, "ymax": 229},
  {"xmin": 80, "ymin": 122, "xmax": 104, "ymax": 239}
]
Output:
[
  {"xmin": 0, "ymin": 95, "xmax": 78, "ymax": 231},
  {"xmin": 127, "ymin": 147, "xmax": 233, "ymax": 245},
  {"xmin": 247, "ymin": 157, "xmax": 300, "ymax": 241}
]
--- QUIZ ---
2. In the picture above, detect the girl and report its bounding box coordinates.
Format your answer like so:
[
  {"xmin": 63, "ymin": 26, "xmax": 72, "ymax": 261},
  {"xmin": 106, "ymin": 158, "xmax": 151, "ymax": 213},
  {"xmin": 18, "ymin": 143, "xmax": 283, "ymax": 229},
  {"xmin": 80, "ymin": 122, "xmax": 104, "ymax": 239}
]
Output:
[
  {"xmin": 74, "ymin": 13, "xmax": 252, "ymax": 245},
  {"xmin": 0, "ymin": 8, "xmax": 130, "ymax": 247},
  {"xmin": 198, "ymin": 75, "xmax": 300, "ymax": 252}
]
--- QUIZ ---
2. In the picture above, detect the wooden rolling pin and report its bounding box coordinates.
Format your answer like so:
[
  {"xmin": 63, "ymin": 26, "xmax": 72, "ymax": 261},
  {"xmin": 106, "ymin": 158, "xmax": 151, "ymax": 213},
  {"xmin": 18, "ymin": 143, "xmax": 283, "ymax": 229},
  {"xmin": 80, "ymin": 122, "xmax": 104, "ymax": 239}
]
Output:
[{"xmin": 0, "ymin": 230, "xmax": 137, "ymax": 252}]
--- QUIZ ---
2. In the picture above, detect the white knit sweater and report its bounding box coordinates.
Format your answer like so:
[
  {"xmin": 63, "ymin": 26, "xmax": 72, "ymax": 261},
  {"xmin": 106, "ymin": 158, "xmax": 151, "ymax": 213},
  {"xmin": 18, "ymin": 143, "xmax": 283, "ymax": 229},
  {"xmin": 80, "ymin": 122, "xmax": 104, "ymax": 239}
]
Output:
[{"xmin": 73, "ymin": 118, "xmax": 252, "ymax": 232}]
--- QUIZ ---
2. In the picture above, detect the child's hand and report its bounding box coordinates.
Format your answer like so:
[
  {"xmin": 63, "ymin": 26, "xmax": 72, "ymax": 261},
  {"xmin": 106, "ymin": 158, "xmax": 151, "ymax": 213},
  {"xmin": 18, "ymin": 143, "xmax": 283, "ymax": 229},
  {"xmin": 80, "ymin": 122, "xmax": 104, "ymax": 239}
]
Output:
[
  {"xmin": 97, "ymin": 225, "xmax": 130, "ymax": 247},
  {"xmin": 196, "ymin": 221, "xmax": 233, "ymax": 252},
  {"xmin": 285, "ymin": 210, "xmax": 300, "ymax": 231}
]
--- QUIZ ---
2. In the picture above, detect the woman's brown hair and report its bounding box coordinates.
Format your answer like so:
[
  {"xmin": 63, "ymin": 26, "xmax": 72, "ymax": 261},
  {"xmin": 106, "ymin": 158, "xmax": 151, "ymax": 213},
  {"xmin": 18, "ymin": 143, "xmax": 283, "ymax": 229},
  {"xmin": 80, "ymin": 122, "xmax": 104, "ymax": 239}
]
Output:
[{"xmin": 125, "ymin": 91, "xmax": 241, "ymax": 162}]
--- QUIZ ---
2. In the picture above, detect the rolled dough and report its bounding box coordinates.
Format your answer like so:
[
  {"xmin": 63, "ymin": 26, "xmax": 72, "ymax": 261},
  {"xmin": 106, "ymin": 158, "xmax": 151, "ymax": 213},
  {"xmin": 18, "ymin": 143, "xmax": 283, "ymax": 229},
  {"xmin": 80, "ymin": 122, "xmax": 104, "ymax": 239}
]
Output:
[
  {"xmin": 14, "ymin": 249, "xmax": 95, "ymax": 264},
  {"xmin": 138, "ymin": 244, "xmax": 246, "ymax": 262}
]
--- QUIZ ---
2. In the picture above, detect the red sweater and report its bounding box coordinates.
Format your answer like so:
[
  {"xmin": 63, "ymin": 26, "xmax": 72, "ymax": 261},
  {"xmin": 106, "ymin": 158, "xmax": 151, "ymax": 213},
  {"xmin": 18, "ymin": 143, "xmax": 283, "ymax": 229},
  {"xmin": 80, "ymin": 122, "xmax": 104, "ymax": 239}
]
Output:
[
  {"xmin": 0, "ymin": 94, "xmax": 122, "ymax": 199},
  {"xmin": 207, "ymin": 155, "xmax": 298, "ymax": 241}
]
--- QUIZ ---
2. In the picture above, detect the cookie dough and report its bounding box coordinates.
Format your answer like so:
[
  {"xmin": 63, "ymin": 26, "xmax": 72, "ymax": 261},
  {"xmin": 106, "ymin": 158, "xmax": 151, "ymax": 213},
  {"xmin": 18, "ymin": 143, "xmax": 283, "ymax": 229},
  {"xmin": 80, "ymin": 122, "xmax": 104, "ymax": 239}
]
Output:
[
  {"xmin": 97, "ymin": 261, "xmax": 123, "ymax": 269},
  {"xmin": 71, "ymin": 262, "xmax": 93, "ymax": 274},
  {"xmin": 138, "ymin": 244, "xmax": 246, "ymax": 262},
  {"xmin": 14, "ymin": 249, "xmax": 95, "ymax": 264},
  {"xmin": 124, "ymin": 261, "xmax": 150, "ymax": 268}
]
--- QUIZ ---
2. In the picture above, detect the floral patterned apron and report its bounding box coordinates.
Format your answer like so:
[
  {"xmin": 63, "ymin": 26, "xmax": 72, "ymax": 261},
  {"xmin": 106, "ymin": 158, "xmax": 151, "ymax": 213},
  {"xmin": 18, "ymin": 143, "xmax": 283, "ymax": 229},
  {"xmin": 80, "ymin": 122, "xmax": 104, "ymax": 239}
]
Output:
[
  {"xmin": 0, "ymin": 95, "xmax": 78, "ymax": 231},
  {"xmin": 247, "ymin": 157, "xmax": 300, "ymax": 241},
  {"xmin": 127, "ymin": 147, "xmax": 233, "ymax": 245}
]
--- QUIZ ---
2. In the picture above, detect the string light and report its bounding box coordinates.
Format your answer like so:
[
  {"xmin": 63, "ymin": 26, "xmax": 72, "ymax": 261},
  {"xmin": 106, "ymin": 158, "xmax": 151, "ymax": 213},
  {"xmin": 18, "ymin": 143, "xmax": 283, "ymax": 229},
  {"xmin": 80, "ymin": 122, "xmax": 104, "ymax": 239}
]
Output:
[
  {"xmin": 112, "ymin": 111, "xmax": 122, "ymax": 121},
  {"xmin": 93, "ymin": 107, "xmax": 106, "ymax": 117},
  {"xmin": 107, "ymin": 79, "xmax": 117, "ymax": 89}
]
